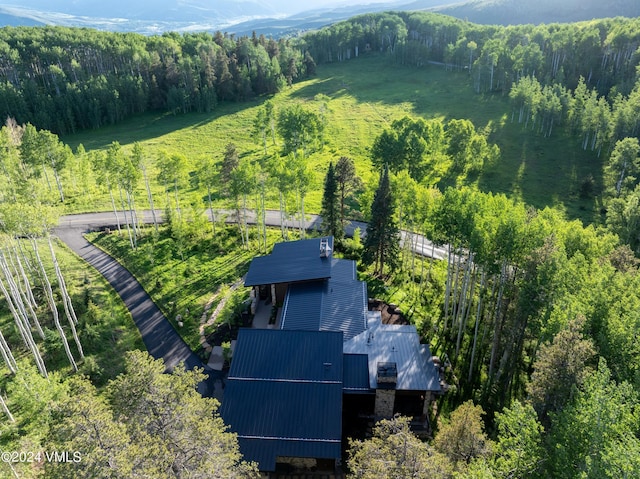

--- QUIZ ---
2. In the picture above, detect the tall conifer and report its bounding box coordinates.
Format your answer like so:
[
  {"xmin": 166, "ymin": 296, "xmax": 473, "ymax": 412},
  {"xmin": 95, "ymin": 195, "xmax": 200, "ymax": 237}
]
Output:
[
  {"xmin": 363, "ymin": 166, "xmax": 400, "ymax": 275},
  {"xmin": 320, "ymin": 162, "xmax": 341, "ymax": 240}
]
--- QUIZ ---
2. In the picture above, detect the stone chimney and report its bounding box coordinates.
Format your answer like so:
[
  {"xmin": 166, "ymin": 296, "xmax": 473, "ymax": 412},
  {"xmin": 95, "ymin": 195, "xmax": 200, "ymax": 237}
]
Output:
[{"xmin": 374, "ymin": 362, "xmax": 397, "ymax": 417}]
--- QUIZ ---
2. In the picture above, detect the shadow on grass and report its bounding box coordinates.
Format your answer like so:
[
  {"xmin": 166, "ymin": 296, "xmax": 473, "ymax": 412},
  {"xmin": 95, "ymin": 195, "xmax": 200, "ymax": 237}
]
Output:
[{"xmin": 62, "ymin": 97, "xmax": 268, "ymax": 151}]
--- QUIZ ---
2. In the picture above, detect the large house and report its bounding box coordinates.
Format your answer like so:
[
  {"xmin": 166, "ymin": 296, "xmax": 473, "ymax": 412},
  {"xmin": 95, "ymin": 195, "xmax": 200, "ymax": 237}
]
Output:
[{"xmin": 220, "ymin": 236, "xmax": 442, "ymax": 473}]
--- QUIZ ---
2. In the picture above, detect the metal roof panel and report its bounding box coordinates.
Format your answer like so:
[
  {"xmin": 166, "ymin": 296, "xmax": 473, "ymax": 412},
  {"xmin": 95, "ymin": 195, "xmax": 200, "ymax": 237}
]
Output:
[
  {"xmin": 221, "ymin": 328, "xmax": 343, "ymax": 472},
  {"xmin": 244, "ymin": 237, "xmax": 334, "ymax": 286},
  {"xmin": 229, "ymin": 329, "xmax": 343, "ymax": 381},
  {"xmin": 343, "ymin": 315, "xmax": 441, "ymax": 392},
  {"xmin": 281, "ymin": 258, "xmax": 367, "ymax": 342},
  {"xmin": 343, "ymin": 354, "xmax": 371, "ymax": 393}
]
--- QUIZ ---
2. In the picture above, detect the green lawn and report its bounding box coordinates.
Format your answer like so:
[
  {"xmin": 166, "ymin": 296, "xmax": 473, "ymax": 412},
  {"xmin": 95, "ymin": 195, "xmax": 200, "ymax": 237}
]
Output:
[
  {"xmin": 62, "ymin": 53, "xmax": 603, "ymax": 224},
  {"xmin": 87, "ymin": 224, "xmax": 287, "ymax": 351}
]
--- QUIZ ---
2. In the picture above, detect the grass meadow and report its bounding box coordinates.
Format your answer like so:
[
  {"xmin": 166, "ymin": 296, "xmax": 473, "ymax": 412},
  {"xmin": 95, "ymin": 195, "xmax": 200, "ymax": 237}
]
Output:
[
  {"xmin": 0, "ymin": 53, "xmax": 604, "ymax": 390},
  {"xmin": 63, "ymin": 53, "xmax": 603, "ymax": 225},
  {"xmin": 87, "ymin": 224, "xmax": 286, "ymax": 351}
]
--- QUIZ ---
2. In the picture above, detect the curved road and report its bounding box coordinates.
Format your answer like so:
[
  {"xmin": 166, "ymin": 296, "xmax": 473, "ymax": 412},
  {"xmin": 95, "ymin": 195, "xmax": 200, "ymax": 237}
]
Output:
[
  {"xmin": 54, "ymin": 215, "xmax": 217, "ymax": 397},
  {"xmin": 54, "ymin": 209, "xmax": 447, "ymax": 397}
]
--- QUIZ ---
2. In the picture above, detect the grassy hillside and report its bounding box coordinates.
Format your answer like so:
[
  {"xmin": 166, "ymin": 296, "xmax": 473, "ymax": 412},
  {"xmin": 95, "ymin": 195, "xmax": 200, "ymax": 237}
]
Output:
[
  {"xmin": 436, "ymin": 0, "xmax": 640, "ymax": 25},
  {"xmin": 64, "ymin": 54, "xmax": 602, "ymax": 224}
]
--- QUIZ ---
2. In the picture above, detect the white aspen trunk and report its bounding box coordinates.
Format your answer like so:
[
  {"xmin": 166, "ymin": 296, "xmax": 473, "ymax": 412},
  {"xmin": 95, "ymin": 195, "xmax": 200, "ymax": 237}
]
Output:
[
  {"xmin": 41, "ymin": 161, "xmax": 52, "ymax": 191},
  {"xmin": 143, "ymin": 165, "xmax": 158, "ymax": 233},
  {"xmin": 0, "ymin": 394, "xmax": 14, "ymax": 422},
  {"xmin": 450, "ymin": 247, "xmax": 463, "ymax": 330},
  {"xmin": 1, "ymin": 252, "xmax": 44, "ymax": 340},
  {"xmin": 0, "ymin": 273, "xmax": 47, "ymax": 377},
  {"xmin": 419, "ymin": 233, "xmax": 426, "ymax": 292},
  {"xmin": 243, "ymin": 194, "xmax": 249, "ymax": 248},
  {"xmin": 52, "ymin": 165, "xmax": 64, "ymax": 202},
  {"xmin": 126, "ymin": 190, "xmax": 138, "ymax": 249},
  {"xmin": 443, "ymin": 243, "xmax": 453, "ymax": 332},
  {"xmin": 261, "ymin": 181, "xmax": 267, "ymax": 252},
  {"xmin": 118, "ymin": 185, "xmax": 134, "ymax": 249},
  {"xmin": 0, "ymin": 330, "xmax": 16, "ymax": 374},
  {"xmin": 174, "ymin": 179, "xmax": 181, "ymax": 220},
  {"xmin": 279, "ymin": 191, "xmax": 285, "ymax": 240},
  {"xmin": 490, "ymin": 62, "xmax": 494, "ymax": 90},
  {"xmin": 615, "ymin": 161, "xmax": 628, "ymax": 196},
  {"xmin": 398, "ymin": 204, "xmax": 407, "ymax": 269},
  {"xmin": 300, "ymin": 193, "xmax": 306, "ymax": 239},
  {"xmin": 207, "ymin": 185, "xmax": 215, "ymax": 235},
  {"xmin": 108, "ymin": 183, "xmax": 122, "ymax": 234},
  {"xmin": 13, "ymin": 245, "xmax": 38, "ymax": 308},
  {"xmin": 7, "ymin": 248, "xmax": 43, "ymax": 338},
  {"xmin": 254, "ymin": 192, "xmax": 262, "ymax": 253},
  {"xmin": 455, "ymin": 252, "xmax": 473, "ymax": 358},
  {"xmin": 48, "ymin": 237, "xmax": 84, "ymax": 360},
  {"xmin": 427, "ymin": 241, "xmax": 435, "ymax": 284},
  {"xmin": 488, "ymin": 260, "xmax": 507, "ymax": 379},
  {"xmin": 411, "ymin": 224, "xmax": 419, "ymax": 283},
  {"xmin": 463, "ymin": 266, "xmax": 477, "ymax": 328},
  {"xmin": 32, "ymin": 238, "xmax": 77, "ymax": 372},
  {"xmin": 468, "ymin": 271, "xmax": 486, "ymax": 383}
]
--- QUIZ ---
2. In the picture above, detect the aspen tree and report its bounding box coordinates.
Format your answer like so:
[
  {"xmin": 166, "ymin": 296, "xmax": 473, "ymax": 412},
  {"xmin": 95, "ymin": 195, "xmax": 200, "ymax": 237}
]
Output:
[{"xmin": 31, "ymin": 238, "xmax": 77, "ymax": 372}]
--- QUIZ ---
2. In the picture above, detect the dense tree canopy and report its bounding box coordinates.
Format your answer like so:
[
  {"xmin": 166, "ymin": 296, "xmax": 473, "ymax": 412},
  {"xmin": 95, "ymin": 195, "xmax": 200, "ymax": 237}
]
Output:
[{"xmin": 0, "ymin": 27, "xmax": 313, "ymax": 134}]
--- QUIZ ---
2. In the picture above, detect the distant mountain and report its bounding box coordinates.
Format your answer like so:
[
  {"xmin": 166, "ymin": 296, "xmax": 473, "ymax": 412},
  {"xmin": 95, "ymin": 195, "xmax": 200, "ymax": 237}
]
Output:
[
  {"xmin": 2, "ymin": 1, "xmax": 278, "ymax": 22},
  {"xmin": 220, "ymin": 0, "xmax": 453, "ymax": 36},
  {"xmin": 435, "ymin": 0, "xmax": 640, "ymax": 25},
  {"xmin": 0, "ymin": 1, "xmax": 280, "ymax": 33},
  {"xmin": 1, "ymin": 0, "xmax": 637, "ymax": 37},
  {"xmin": 0, "ymin": 10, "xmax": 43, "ymax": 27}
]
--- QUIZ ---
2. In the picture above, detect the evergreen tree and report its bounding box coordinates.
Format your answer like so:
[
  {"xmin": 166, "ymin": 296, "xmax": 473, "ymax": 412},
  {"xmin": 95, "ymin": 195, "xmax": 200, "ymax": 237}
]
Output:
[
  {"xmin": 347, "ymin": 416, "xmax": 453, "ymax": 478},
  {"xmin": 334, "ymin": 156, "xmax": 361, "ymax": 229},
  {"xmin": 47, "ymin": 351, "xmax": 259, "ymax": 479},
  {"xmin": 320, "ymin": 161, "xmax": 341, "ymax": 240},
  {"xmin": 433, "ymin": 400, "xmax": 492, "ymax": 469},
  {"xmin": 362, "ymin": 166, "xmax": 400, "ymax": 276}
]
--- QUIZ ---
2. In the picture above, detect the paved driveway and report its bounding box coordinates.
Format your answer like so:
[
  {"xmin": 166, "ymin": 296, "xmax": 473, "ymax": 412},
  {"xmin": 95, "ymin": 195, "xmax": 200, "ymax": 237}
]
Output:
[{"xmin": 54, "ymin": 224, "xmax": 218, "ymax": 397}]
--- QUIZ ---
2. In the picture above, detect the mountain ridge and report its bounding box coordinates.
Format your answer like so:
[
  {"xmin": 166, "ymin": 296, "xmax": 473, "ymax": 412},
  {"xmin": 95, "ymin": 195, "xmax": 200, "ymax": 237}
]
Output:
[{"xmin": 0, "ymin": 0, "xmax": 638, "ymax": 37}]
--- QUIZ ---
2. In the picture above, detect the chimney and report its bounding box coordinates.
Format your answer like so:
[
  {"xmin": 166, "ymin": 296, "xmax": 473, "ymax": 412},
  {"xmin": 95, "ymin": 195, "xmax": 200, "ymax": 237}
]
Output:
[
  {"xmin": 320, "ymin": 238, "xmax": 332, "ymax": 258},
  {"xmin": 375, "ymin": 362, "xmax": 397, "ymax": 418}
]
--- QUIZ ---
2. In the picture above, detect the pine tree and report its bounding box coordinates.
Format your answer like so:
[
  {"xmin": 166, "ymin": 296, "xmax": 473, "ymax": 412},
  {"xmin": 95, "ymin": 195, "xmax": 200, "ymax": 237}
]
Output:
[
  {"xmin": 363, "ymin": 166, "xmax": 400, "ymax": 276},
  {"xmin": 334, "ymin": 156, "xmax": 361, "ymax": 230},
  {"xmin": 320, "ymin": 162, "xmax": 341, "ymax": 240}
]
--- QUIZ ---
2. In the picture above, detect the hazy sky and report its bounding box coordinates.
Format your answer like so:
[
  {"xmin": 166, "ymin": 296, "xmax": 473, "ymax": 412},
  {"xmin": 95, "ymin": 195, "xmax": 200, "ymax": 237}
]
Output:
[
  {"xmin": 265, "ymin": 0, "xmax": 397, "ymax": 15},
  {"xmin": 12, "ymin": 0, "xmax": 402, "ymax": 17}
]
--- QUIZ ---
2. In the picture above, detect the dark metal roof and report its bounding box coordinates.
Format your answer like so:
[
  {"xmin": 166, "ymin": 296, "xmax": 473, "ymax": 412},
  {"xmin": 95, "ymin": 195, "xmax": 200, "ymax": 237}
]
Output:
[
  {"xmin": 220, "ymin": 329, "xmax": 343, "ymax": 471},
  {"xmin": 280, "ymin": 282, "xmax": 323, "ymax": 331},
  {"xmin": 227, "ymin": 329, "xmax": 343, "ymax": 381},
  {"xmin": 343, "ymin": 354, "xmax": 371, "ymax": 393},
  {"xmin": 237, "ymin": 437, "xmax": 342, "ymax": 473},
  {"xmin": 223, "ymin": 381, "xmax": 342, "ymax": 471},
  {"xmin": 319, "ymin": 278, "xmax": 367, "ymax": 341},
  {"xmin": 330, "ymin": 257, "xmax": 356, "ymax": 280},
  {"xmin": 244, "ymin": 237, "xmax": 334, "ymax": 286},
  {"xmin": 281, "ymin": 259, "xmax": 368, "ymax": 342}
]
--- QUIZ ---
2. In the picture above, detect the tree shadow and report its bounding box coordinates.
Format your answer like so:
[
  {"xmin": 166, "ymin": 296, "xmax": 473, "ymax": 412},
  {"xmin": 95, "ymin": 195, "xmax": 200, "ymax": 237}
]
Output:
[{"xmin": 62, "ymin": 98, "xmax": 268, "ymax": 151}]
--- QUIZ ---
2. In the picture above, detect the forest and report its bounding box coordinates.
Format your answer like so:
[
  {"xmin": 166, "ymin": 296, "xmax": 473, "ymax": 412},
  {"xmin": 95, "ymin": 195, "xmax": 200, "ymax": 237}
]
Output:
[
  {"xmin": 0, "ymin": 10, "xmax": 638, "ymax": 479},
  {"xmin": 0, "ymin": 27, "xmax": 315, "ymax": 134}
]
